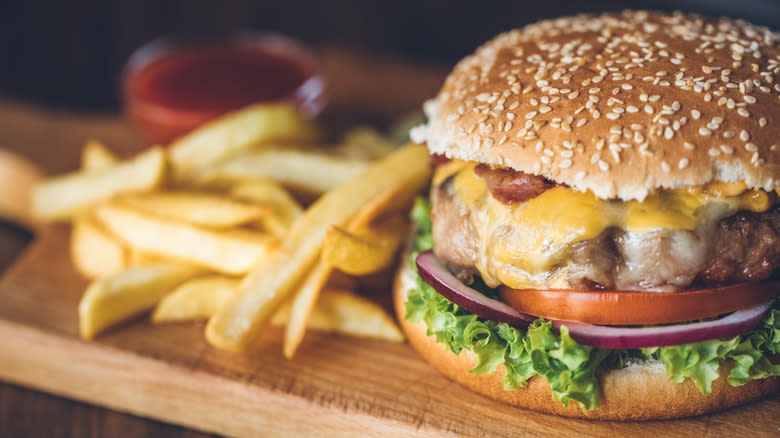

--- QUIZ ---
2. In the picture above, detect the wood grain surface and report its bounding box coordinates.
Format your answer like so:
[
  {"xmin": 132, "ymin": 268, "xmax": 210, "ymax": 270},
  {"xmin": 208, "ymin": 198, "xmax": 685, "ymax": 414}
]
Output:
[{"xmin": 0, "ymin": 49, "xmax": 778, "ymax": 437}]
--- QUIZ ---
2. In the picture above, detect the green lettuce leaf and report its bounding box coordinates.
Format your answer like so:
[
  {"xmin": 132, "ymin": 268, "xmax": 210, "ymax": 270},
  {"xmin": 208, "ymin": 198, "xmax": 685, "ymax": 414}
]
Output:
[{"xmin": 404, "ymin": 196, "xmax": 780, "ymax": 411}]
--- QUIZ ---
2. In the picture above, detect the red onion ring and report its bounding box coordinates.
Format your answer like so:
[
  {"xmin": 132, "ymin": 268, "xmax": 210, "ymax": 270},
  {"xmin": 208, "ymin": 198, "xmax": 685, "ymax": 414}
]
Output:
[
  {"xmin": 416, "ymin": 251, "xmax": 774, "ymax": 349},
  {"xmin": 416, "ymin": 251, "xmax": 534, "ymax": 328},
  {"xmin": 554, "ymin": 300, "xmax": 774, "ymax": 349}
]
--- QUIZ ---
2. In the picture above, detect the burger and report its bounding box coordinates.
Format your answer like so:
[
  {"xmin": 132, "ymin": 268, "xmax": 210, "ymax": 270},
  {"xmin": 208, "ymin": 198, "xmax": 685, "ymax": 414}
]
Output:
[{"xmin": 395, "ymin": 10, "xmax": 779, "ymax": 420}]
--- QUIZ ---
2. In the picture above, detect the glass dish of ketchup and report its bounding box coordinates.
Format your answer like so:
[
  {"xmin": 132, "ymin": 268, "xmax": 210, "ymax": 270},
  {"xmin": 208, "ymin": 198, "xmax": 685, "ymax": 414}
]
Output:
[{"xmin": 122, "ymin": 33, "xmax": 325, "ymax": 144}]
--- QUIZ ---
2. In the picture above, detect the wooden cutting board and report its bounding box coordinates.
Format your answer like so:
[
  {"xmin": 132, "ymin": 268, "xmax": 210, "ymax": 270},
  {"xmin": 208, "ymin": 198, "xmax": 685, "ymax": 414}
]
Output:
[{"xmin": 0, "ymin": 49, "xmax": 778, "ymax": 437}]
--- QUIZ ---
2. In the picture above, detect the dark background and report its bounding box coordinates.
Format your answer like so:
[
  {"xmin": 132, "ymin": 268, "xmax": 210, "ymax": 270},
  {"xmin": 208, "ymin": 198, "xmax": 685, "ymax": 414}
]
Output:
[{"xmin": 1, "ymin": 0, "xmax": 779, "ymax": 112}]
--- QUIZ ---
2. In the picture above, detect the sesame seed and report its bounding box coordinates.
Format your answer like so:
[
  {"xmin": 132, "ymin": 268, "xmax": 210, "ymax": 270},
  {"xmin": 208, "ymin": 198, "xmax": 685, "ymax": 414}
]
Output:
[
  {"xmin": 759, "ymin": 117, "xmax": 767, "ymax": 127},
  {"xmin": 708, "ymin": 147, "xmax": 721, "ymax": 157},
  {"xmin": 539, "ymin": 106, "xmax": 552, "ymax": 114},
  {"xmin": 679, "ymin": 158, "xmax": 690, "ymax": 169},
  {"xmin": 664, "ymin": 127, "xmax": 674, "ymax": 139},
  {"xmin": 559, "ymin": 159, "xmax": 573, "ymax": 169},
  {"xmin": 737, "ymin": 108, "xmax": 750, "ymax": 117},
  {"xmin": 598, "ymin": 160, "xmax": 609, "ymax": 171},
  {"xmin": 649, "ymin": 95, "xmax": 661, "ymax": 102},
  {"xmin": 739, "ymin": 130, "xmax": 750, "ymax": 141},
  {"xmin": 720, "ymin": 145, "xmax": 734, "ymax": 154},
  {"xmin": 699, "ymin": 127, "xmax": 712, "ymax": 136},
  {"xmin": 745, "ymin": 143, "xmax": 758, "ymax": 152},
  {"xmin": 541, "ymin": 155, "xmax": 551, "ymax": 165},
  {"xmin": 691, "ymin": 109, "xmax": 701, "ymax": 119},
  {"xmin": 525, "ymin": 111, "xmax": 538, "ymax": 119},
  {"xmin": 684, "ymin": 142, "xmax": 695, "ymax": 150},
  {"xmin": 661, "ymin": 161, "xmax": 671, "ymax": 172}
]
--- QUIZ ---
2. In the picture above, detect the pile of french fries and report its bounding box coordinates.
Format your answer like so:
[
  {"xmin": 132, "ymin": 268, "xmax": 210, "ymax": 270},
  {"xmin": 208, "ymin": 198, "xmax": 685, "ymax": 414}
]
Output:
[{"xmin": 31, "ymin": 103, "xmax": 431, "ymax": 358}]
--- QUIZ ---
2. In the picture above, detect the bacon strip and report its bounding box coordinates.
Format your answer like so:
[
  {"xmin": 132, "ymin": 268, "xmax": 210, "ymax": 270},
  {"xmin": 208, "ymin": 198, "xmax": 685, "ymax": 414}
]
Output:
[
  {"xmin": 474, "ymin": 164, "xmax": 558, "ymax": 204},
  {"xmin": 430, "ymin": 153, "xmax": 451, "ymax": 168}
]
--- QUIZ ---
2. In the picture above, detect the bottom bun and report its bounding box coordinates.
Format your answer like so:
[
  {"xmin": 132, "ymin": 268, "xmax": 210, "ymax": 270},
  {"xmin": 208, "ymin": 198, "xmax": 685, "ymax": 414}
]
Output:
[{"xmin": 394, "ymin": 260, "xmax": 779, "ymax": 420}]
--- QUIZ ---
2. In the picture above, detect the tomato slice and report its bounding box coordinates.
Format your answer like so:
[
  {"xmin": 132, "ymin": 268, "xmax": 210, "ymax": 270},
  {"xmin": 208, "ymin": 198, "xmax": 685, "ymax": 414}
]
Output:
[{"xmin": 498, "ymin": 282, "xmax": 779, "ymax": 325}]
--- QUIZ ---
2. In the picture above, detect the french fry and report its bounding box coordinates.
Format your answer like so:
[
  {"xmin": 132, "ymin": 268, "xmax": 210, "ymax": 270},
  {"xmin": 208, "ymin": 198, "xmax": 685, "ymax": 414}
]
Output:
[
  {"xmin": 152, "ymin": 276, "xmax": 240, "ymax": 323},
  {"xmin": 0, "ymin": 149, "xmax": 43, "ymax": 227},
  {"xmin": 282, "ymin": 261, "xmax": 333, "ymax": 358},
  {"xmin": 71, "ymin": 215, "xmax": 127, "ymax": 278},
  {"xmin": 31, "ymin": 146, "xmax": 166, "ymax": 221},
  {"xmin": 194, "ymin": 149, "xmax": 369, "ymax": 195},
  {"xmin": 79, "ymin": 263, "xmax": 201, "ymax": 339},
  {"xmin": 322, "ymin": 215, "xmax": 407, "ymax": 276},
  {"xmin": 206, "ymin": 143, "xmax": 431, "ymax": 352},
  {"xmin": 154, "ymin": 281, "xmax": 403, "ymax": 343},
  {"xmin": 129, "ymin": 250, "xmax": 173, "ymax": 266},
  {"xmin": 274, "ymin": 289, "xmax": 404, "ymax": 342},
  {"xmin": 229, "ymin": 179, "xmax": 303, "ymax": 236},
  {"xmin": 338, "ymin": 127, "xmax": 396, "ymax": 160},
  {"xmin": 118, "ymin": 191, "xmax": 270, "ymax": 228},
  {"xmin": 169, "ymin": 104, "xmax": 320, "ymax": 182},
  {"xmin": 283, "ymin": 188, "xmax": 412, "ymax": 357},
  {"xmin": 95, "ymin": 204, "xmax": 271, "ymax": 275},
  {"xmin": 81, "ymin": 139, "xmax": 119, "ymax": 171}
]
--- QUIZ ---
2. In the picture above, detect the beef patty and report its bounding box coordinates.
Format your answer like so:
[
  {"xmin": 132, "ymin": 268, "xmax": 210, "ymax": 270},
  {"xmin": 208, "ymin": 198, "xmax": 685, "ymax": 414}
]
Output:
[{"xmin": 432, "ymin": 176, "xmax": 779, "ymax": 292}]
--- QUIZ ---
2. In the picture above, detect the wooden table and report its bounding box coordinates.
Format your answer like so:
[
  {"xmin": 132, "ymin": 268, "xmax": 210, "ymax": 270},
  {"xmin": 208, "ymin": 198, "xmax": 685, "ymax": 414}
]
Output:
[{"xmin": 0, "ymin": 50, "xmax": 777, "ymax": 438}]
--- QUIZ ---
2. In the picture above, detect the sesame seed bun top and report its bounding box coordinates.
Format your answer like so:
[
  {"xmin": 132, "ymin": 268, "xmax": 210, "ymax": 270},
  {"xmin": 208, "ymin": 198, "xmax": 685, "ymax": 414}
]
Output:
[{"xmin": 411, "ymin": 10, "xmax": 780, "ymax": 201}]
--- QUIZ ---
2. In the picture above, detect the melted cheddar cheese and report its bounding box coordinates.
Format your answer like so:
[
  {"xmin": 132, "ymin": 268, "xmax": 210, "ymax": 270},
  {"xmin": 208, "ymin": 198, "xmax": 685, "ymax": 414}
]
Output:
[{"xmin": 434, "ymin": 160, "xmax": 775, "ymax": 289}]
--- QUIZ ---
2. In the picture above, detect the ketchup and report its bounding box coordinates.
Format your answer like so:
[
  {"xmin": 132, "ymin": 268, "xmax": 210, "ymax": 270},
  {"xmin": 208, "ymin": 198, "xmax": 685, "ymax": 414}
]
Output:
[{"xmin": 123, "ymin": 35, "xmax": 325, "ymax": 144}]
